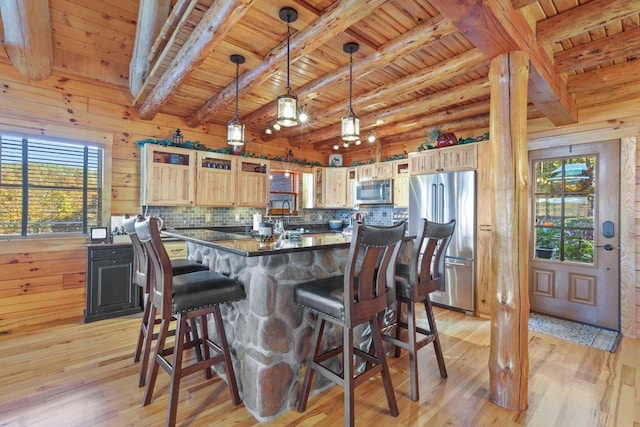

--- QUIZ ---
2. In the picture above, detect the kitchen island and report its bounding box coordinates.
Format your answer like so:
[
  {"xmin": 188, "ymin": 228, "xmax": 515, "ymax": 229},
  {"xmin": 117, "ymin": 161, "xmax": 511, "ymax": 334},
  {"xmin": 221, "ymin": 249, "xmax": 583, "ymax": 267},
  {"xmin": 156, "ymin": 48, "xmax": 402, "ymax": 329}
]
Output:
[{"xmin": 162, "ymin": 227, "xmax": 412, "ymax": 421}]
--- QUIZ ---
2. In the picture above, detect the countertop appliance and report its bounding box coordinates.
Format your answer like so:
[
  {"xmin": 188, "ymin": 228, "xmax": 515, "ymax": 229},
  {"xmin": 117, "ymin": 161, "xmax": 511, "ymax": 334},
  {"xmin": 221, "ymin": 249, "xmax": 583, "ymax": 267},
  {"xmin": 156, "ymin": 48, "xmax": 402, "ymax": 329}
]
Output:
[
  {"xmin": 408, "ymin": 170, "xmax": 476, "ymax": 315},
  {"xmin": 356, "ymin": 179, "xmax": 392, "ymax": 205}
]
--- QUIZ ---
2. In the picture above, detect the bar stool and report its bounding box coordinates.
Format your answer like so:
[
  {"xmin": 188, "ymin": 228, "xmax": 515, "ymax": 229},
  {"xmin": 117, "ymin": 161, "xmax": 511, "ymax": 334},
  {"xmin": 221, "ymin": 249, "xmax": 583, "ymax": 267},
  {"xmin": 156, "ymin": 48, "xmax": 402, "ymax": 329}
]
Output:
[
  {"xmin": 122, "ymin": 214, "xmax": 208, "ymax": 387},
  {"xmin": 295, "ymin": 221, "xmax": 406, "ymax": 427},
  {"xmin": 382, "ymin": 218, "xmax": 455, "ymax": 401},
  {"xmin": 136, "ymin": 216, "xmax": 245, "ymax": 427}
]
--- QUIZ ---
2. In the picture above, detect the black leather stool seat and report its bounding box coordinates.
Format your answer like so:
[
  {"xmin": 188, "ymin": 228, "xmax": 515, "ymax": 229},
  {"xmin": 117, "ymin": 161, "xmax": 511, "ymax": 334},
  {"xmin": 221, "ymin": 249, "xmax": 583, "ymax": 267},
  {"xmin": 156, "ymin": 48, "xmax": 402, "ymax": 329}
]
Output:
[
  {"xmin": 170, "ymin": 258, "xmax": 208, "ymax": 275},
  {"xmin": 294, "ymin": 276, "xmax": 345, "ymax": 321},
  {"xmin": 172, "ymin": 271, "xmax": 245, "ymax": 313}
]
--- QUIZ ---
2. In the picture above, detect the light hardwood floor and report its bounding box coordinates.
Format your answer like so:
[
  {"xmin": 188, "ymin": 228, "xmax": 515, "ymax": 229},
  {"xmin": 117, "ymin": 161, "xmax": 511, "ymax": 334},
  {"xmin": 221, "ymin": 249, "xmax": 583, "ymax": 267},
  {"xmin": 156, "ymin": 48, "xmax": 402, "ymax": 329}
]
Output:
[{"xmin": 0, "ymin": 307, "xmax": 636, "ymax": 426}]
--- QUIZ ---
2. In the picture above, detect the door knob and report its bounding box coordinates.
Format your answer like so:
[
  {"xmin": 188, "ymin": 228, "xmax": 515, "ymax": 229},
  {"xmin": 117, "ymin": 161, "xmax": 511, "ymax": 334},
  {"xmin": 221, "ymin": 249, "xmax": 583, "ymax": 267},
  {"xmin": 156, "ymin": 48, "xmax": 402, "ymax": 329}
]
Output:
[{"xmin": 596, "ymin": 244, "xmax": 615, "ymax": 251}]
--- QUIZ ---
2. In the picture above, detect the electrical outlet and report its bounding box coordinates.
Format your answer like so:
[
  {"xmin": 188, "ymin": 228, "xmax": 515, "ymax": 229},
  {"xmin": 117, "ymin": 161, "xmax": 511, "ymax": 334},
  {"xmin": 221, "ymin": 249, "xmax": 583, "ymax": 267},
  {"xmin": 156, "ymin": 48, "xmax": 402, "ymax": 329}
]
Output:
[
  {"xmin": 318, "ymin": 213, "xmax": 323, "ymax": 220},
  {"xmin": 235, "ymin": 213, "xmax": 240, "ymax": 222}
]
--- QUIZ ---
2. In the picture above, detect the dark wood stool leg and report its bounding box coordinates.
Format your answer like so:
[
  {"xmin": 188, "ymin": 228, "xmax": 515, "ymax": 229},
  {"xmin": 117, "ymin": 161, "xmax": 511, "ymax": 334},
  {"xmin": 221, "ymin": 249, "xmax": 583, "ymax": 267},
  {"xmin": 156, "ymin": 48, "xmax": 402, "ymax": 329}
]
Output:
[
  {"xmin": 212, "ymin": 306, "xmax": 241, "ymax": 405},
  {"xmin": 393, "ymin": 299, "xmax": 405, "ymax": 358},
  {"xmin": 134, "ymin": 292, "xmax": 150, "ymax": 363},
  {"xmin": 143, "ymin": 316, "xmax": 170, "ymax": 406},
  {"xmin": 138, "ymin": 304, "xmax": 157, "ymax": 387},
  {"xmin": 407, "ymin": 300, "xmax": 419, "ymax": 401},
  {"xmin": 371, "ymin": 318, "xmax": 399, "ymax": 417},
  {"xmin": 424, "ymin": 299, "xmax": 447, "ymax": 378},
  {"xmin": 297, "ymin": 316, "xmax": 325, "ymax": 412},
  {"xmin": 197, "ymin": 315, "xmax": 212, "ymax": 380},
  {"xmin": 343, "ymin": 321, "xmax": 355, "ymax": 427},
  {"xmin": 166, "ymin": 315, "xmax": 187, "ymax": 427}
]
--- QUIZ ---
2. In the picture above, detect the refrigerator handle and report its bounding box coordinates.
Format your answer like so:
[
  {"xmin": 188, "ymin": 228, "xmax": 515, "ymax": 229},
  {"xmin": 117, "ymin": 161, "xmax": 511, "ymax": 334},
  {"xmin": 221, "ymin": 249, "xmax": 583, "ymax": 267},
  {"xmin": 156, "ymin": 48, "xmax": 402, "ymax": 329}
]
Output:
[
  {"xmin": 439, "ymin": 182, "xmax": 445, "ymax": 222},
  {"xmin": 431, "ymin": 183, "xmax": 437, "ymax": 220}
]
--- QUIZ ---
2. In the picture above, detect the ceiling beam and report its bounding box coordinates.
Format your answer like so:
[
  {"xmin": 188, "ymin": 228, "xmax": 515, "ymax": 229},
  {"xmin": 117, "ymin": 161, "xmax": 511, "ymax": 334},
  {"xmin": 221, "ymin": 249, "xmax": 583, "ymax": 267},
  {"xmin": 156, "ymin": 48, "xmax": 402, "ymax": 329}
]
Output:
[
  {"xmin": 293, "ymin": 78, "xmax": 491, "ymax": 147},
  {"xmin": 185, "ymin": 0, "xmax": 389, "ymax": 128},
  {"xmin": 429, "ymin": 0, "xmax": 577, "ymax": 126},
  {"xmin": 269, "ymin": 49, "xmax": 488, "ymax": 144},
  {"xmin": 135, "ymin": 0, "xmax": 257, "ymax": 120},
  {"xmin": 243, "ymin": 16, "xmax": 458, "ymax": 130},
  {"xmin": 554, "ymin": 26, "xmax": 640, "ymax": 74},
  {"xmin": 537, "ymin": 0, "xmax": 640, "ymax": 44},
  {"xmin": 129, "ymin": 0, "xmax": 171, "ymax": 98},
  {"xmin": 0, "ymin": 0, "xmax": 53, "ymax": 80}
]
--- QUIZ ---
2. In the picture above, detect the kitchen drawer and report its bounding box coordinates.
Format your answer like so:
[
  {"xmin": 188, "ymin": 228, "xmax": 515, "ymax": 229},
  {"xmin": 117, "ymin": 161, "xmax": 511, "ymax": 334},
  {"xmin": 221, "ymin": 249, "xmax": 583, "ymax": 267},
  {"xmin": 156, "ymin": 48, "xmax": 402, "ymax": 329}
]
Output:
[
  {"xmin": 89, "ymin": 245, "xmax": 133, "ymax": 261},
  {"xmin": 164, "ymin": 240, "xmax": 188, "ymax": 259}
]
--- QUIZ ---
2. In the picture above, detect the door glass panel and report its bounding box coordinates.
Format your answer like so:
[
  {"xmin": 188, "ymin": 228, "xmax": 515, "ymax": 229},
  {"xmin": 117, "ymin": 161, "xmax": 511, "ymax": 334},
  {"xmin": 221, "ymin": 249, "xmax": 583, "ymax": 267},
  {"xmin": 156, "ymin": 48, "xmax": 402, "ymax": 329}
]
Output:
[{"xmin": 533, "ymin": 156, "xmax": 595, "ymax": 263}]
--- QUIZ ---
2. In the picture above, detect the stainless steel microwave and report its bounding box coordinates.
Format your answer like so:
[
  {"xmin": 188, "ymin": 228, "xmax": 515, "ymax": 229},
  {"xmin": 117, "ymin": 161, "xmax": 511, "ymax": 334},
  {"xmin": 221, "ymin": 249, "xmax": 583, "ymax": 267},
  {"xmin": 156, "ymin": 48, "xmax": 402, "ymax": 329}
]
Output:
[{"xmin": 355, "ymin": 179, "xmax": 393, "ymax": 205}]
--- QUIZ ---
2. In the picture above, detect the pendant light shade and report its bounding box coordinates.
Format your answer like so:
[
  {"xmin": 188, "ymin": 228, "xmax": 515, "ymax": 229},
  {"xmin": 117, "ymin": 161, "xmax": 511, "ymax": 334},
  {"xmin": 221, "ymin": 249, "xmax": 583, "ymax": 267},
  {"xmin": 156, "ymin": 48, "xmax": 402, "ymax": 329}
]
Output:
[
  {"xmin": 227, "ymin": 54, "xmax": 245, "ymax": 146},
  {"xmin": 341, "ymin": 42, "xmax": 360, "ymax": 142},
  {"xmin": 276, "ymin": 7, "xmax": 298, "ymax": 127}
]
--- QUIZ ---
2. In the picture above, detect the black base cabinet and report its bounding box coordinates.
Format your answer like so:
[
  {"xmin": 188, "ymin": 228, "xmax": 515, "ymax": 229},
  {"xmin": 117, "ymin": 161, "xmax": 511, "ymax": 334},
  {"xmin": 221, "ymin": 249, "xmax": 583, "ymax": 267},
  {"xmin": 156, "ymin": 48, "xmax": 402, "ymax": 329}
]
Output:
[{"xmin": 85, "ymin": 244, "xmax": 141, "ymax": 322}]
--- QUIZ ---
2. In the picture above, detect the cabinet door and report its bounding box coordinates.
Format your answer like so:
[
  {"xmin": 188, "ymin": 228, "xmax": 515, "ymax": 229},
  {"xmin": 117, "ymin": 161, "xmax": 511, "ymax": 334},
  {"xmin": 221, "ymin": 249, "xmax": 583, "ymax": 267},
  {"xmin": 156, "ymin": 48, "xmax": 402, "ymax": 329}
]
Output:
[
  {"xmin": 393, "ymin": 160, "xmax": 410, "ymax": 208},
  {"xmin": 357, "ymin": 164, "xmax": 375, "ymax": 181},
  {"xmin": 325, "ymin": 167, "xmax": 348, "ymax": 208},
  {"xmin": 374, "ymin": 162, "xmax": 394, "ymax": 180},
  {"xmin": 196, "ymin": 152, "xmax": 237, "ymax": 206},
  {"xmin": 408, "ymin": 150, "xmax": 440, "ymax": 175},
  {"xmin": 346, "ymin": 167, "xmax": 358, "ymax": 208},
  {"xmin": 85, "ymin": 246, "xmax": 139, "ymax": 322},
  {"xmin": 141, "ymin": 144, "xmax": 196, "ymax": 206},
  {"xmin": 238, "ymin": 159, "xmax": 270, "ymax": 207},
  {"xmin": 313, "ymin": 167, "xmax": 325, "ymax": 208},
  {"xmin": 439, "ymin": 144, "xmax": 477, "ymax": 171}
]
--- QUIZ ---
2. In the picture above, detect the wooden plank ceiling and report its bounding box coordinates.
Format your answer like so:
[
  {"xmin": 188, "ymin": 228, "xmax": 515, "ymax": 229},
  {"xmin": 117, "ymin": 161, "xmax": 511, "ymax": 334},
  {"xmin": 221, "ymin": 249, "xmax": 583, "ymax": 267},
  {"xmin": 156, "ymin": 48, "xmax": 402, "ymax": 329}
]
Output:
[{"xmin": 2, "ymin": 0, "xmax": 639, "ymax": 151}]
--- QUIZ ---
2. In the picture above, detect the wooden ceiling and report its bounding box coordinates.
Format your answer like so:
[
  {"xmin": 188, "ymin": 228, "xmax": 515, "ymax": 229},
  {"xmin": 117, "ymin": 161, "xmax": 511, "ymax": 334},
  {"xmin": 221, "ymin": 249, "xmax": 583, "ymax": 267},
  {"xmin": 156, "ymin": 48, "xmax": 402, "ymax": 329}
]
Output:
[{"xmin": 2, "ymin": 0, "xmax": 639, "ymax": 151}]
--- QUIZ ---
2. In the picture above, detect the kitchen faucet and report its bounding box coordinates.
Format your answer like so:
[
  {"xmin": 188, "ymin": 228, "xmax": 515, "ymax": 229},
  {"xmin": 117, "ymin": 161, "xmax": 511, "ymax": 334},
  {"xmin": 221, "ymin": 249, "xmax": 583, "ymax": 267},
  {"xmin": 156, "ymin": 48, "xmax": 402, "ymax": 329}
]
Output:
[{"xmin": 281, "ymin": 200, "xmax": 291, "ymax": 223}]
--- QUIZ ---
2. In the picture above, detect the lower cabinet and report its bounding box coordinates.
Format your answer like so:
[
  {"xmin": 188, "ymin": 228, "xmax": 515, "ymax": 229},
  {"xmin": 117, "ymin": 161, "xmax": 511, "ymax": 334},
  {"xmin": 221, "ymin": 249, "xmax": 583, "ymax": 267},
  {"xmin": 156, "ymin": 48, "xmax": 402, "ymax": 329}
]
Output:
[{"xmin": 85, "ymin": 244, "xmax": 140, "ymax": 323}]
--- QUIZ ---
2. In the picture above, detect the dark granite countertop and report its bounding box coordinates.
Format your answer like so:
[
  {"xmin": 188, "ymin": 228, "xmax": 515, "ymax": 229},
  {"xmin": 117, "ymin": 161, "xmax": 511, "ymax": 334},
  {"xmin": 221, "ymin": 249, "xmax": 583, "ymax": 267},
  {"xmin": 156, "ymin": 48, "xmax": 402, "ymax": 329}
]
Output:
[{"xmin": 161, "ymin": 228, "xmax": 354, "ymax": 257}]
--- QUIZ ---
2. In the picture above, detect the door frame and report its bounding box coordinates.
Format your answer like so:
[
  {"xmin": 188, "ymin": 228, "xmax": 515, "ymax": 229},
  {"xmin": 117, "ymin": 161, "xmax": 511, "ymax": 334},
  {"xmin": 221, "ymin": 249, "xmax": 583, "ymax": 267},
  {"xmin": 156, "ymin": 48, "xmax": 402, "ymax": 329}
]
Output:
[{"xmin": 527, "ymin": 136, "xmax": 636, "ymax": 337}]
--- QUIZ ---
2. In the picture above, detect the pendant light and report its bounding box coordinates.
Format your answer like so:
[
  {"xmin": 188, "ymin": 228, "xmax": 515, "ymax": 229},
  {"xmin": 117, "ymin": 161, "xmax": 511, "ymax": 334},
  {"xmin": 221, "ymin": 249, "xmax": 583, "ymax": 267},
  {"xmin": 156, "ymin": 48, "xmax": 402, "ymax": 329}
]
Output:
[
  {"xmin": 276, "ymin": 7, "xmax": 298, "ymax": 127},
  {"xmin": 227, "ymin": 54, "xmax": 245, "ymax": 146},
  {"xmin": 341, "ymin": 42, "xmax": 360, "ymax": 142}
]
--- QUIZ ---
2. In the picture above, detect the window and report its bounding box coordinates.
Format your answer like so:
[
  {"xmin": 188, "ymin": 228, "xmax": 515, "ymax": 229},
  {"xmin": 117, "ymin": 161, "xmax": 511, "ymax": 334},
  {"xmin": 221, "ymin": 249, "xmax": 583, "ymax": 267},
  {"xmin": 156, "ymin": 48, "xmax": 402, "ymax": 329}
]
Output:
[
  {"xmin": 0, "ymin": 135, "xmax": 103, "ymax": 236},
  {"xmin": 269, "ymin": 171, "xmax": 299, "ymax": 215},
  {"xmin": 533, "ymin": 156, "xmax": 595, "ymax": 262}
]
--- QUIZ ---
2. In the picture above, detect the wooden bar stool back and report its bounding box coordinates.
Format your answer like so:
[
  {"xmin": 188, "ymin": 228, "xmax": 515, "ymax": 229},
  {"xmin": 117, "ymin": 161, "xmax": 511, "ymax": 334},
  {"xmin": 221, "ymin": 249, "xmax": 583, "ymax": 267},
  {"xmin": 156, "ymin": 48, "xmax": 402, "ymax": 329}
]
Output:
[
  {"xmin": 135, "ymin": 216, "xmax": 245, "ymax": 427},
  {"xmin": 122, "ymin": 214, "xmax": 208, "ymax": 387},
  {"xmin": 383, "ymin": 218, "xmax": 455, "ymax": 401},
  {"xmin": 295, "ymin": 221, "xmax": 406, "ymax": 427}
]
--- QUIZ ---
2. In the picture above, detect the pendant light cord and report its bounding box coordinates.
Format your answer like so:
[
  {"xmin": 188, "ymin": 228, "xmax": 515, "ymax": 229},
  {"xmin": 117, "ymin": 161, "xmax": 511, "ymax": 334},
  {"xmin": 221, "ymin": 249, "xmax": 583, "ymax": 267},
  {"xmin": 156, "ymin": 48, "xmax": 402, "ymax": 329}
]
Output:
[
  {"xmin": 286, "ymin": 19, "xmax": 291, "ymax": 92},
  {"xmin": 234, "ymin": 62, "xmax": 239, "ymax": 118},
  {"xmin": 348, "ymin": 49, "xmax": 353, "ymax": 113}
]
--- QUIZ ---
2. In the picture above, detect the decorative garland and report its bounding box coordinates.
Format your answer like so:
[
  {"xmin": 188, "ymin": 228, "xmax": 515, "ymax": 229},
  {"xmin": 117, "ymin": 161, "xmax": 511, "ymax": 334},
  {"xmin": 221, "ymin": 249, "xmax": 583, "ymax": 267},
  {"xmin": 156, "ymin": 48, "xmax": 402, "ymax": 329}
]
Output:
[
  {"xmin": 417, "ymin": 130, "xmax": 490, "ymax": 152},
  {"xmin": 136, "ymin": 138, "xmax": 322, "ymax": 167}
]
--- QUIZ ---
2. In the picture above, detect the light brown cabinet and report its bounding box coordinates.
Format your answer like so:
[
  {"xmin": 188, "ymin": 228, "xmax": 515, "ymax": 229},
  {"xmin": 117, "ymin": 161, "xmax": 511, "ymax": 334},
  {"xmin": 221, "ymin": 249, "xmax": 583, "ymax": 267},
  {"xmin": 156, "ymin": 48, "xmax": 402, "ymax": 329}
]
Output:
[
  {"xmin": 196, "ymin": 152, "xmax": 237, "ymax": 207},
  {"xmin": 141, "ymin": 144, "xmax": 196, "ymax": 206},
  {"xmin": 324, "ymin": 167, "xmax": 348, "ymax": 208},
  {"xmin": 409, "ymin": 144, "xmax": 477, "ymax": 175},
  {"xmin": 313, "ymin": 166, "xmax": 325, "ymax": 208},
  {"xmin": 237, "ymin": 159, "xmax": 270, "ymax": 208},
  {"xmin": 357, "ymin": 162, "xmax": 393, "ymax": 181},
  {"xmin": 346, "ymin": 167, "xmax": 358, "ymax": 209},
  {"xmin": 393, "ymin": 160, "xmax": 410, "ymax": 208}
]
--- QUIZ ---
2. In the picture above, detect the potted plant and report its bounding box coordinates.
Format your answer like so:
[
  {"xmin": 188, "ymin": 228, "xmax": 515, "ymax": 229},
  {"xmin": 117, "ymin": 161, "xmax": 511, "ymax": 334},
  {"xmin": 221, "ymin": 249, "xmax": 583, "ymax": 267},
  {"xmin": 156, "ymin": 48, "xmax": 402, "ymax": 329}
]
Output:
[{"xmin": 535, "ymin": 224, "xmax": 559, "ymax": 259}]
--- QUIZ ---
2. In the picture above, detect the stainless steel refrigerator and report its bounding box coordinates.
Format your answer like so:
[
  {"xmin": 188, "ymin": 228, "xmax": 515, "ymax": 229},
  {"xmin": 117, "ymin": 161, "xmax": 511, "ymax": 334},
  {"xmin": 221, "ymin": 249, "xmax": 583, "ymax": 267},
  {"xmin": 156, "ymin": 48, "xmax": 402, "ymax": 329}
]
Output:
[{"xmin": 408, "ymin": 170, "xmax": 476, "ymax": 315}]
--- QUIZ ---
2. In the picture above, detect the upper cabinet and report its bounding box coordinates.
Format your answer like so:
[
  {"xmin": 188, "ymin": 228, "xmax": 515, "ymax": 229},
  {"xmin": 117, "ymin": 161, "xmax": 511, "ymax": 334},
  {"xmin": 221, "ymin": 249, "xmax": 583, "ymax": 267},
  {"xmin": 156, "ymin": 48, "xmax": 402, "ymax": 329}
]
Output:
[
  {"xmin": 393, "ymin": 160, "xmax": 410, "ymax": 208},
  {"xmin": 324, "ymin": 167, "xmax": 348, "ymax": 208},
  {"xmin": 357, "ymin": 162, "xmax": 393, "ymax": 181},
  {"xmin": 409, "ymin": 144, "xmax": 478, "ymax": 175},
  {"xmin": 196, "ymin": 152, "xmax": 237, "ymax": 207},
  {"xmin": 141, "ymin": 144, "xmax": 196, "ymax": 206},
  {"xmin": 237, "ymin": 158, "xmax": 270, "ymax": 208},
  {"xmin": 313, "ymin": 166, "xmax": 325, "ymax": 208},
  {"xmin": 346, "ymin": 167, "xmax": 358, "ymax": 209}
]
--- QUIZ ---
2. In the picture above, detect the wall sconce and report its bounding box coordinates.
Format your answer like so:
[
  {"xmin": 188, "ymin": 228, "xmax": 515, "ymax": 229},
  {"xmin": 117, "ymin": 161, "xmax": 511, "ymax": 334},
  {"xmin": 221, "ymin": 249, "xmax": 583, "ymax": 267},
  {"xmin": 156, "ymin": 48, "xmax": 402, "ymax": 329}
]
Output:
[
  {"xmin": 172, "ymin": 129, "xmax": 183, "ymax": 145},
  {"xmin": 276, "ymin": 7, "xmax": 298, "ymax": 127},
  {"xmin": 341, "ymin": 42, "xmax": 360, "ymax": 142},
  {"xmin": 227, "ymin": 54, "xmax": 245, "ymax": 146}
]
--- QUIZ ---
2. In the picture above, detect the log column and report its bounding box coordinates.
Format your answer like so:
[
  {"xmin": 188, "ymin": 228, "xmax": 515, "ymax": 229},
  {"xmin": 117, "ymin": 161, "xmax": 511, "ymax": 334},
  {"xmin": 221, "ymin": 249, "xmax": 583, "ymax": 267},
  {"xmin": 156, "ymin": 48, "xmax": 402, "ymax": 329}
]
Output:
[{"xmin": 488, "ymin": 50, "xmax": 530, "ymax": 410}]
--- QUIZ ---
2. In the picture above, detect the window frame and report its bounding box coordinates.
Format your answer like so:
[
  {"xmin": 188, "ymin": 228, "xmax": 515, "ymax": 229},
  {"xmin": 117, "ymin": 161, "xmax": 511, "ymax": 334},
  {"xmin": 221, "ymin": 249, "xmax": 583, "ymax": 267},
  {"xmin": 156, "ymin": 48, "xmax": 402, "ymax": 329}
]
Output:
[{"xmin": 0, "ymin": 127, "xmax": 112, "ymax": 240}]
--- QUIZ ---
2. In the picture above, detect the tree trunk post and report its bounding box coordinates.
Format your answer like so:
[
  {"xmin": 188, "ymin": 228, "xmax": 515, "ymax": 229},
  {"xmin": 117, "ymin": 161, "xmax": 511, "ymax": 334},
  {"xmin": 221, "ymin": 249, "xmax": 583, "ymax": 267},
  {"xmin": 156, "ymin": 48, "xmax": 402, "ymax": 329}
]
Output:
[{"xmin": 488, "ymin": 50, "xmax": 530, "ymax": 410}]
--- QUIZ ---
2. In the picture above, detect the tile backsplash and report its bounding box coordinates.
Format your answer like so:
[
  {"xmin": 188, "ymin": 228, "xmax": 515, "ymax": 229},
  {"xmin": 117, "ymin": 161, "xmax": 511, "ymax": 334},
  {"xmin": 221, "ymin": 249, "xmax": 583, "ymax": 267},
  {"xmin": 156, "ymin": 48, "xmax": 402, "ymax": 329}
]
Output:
[{"xmin": 142, "ymin": 205, "xmax": 408, "ymax": 229}]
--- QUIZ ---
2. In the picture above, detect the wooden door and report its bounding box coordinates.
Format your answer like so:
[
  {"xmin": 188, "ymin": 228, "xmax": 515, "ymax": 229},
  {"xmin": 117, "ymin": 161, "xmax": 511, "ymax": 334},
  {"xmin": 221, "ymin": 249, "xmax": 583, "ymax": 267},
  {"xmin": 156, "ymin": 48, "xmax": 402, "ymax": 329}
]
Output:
[
  {"xmin": 196, "ymin": 152, "xmax": 236, "ymax": 206},
  {"xmin": 529, "ymin": 141, "xmax": 620, "ymax": 330},
  {"xmin": 325, "ymin": 167, "xmax": 347, "ymax": 208}
]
